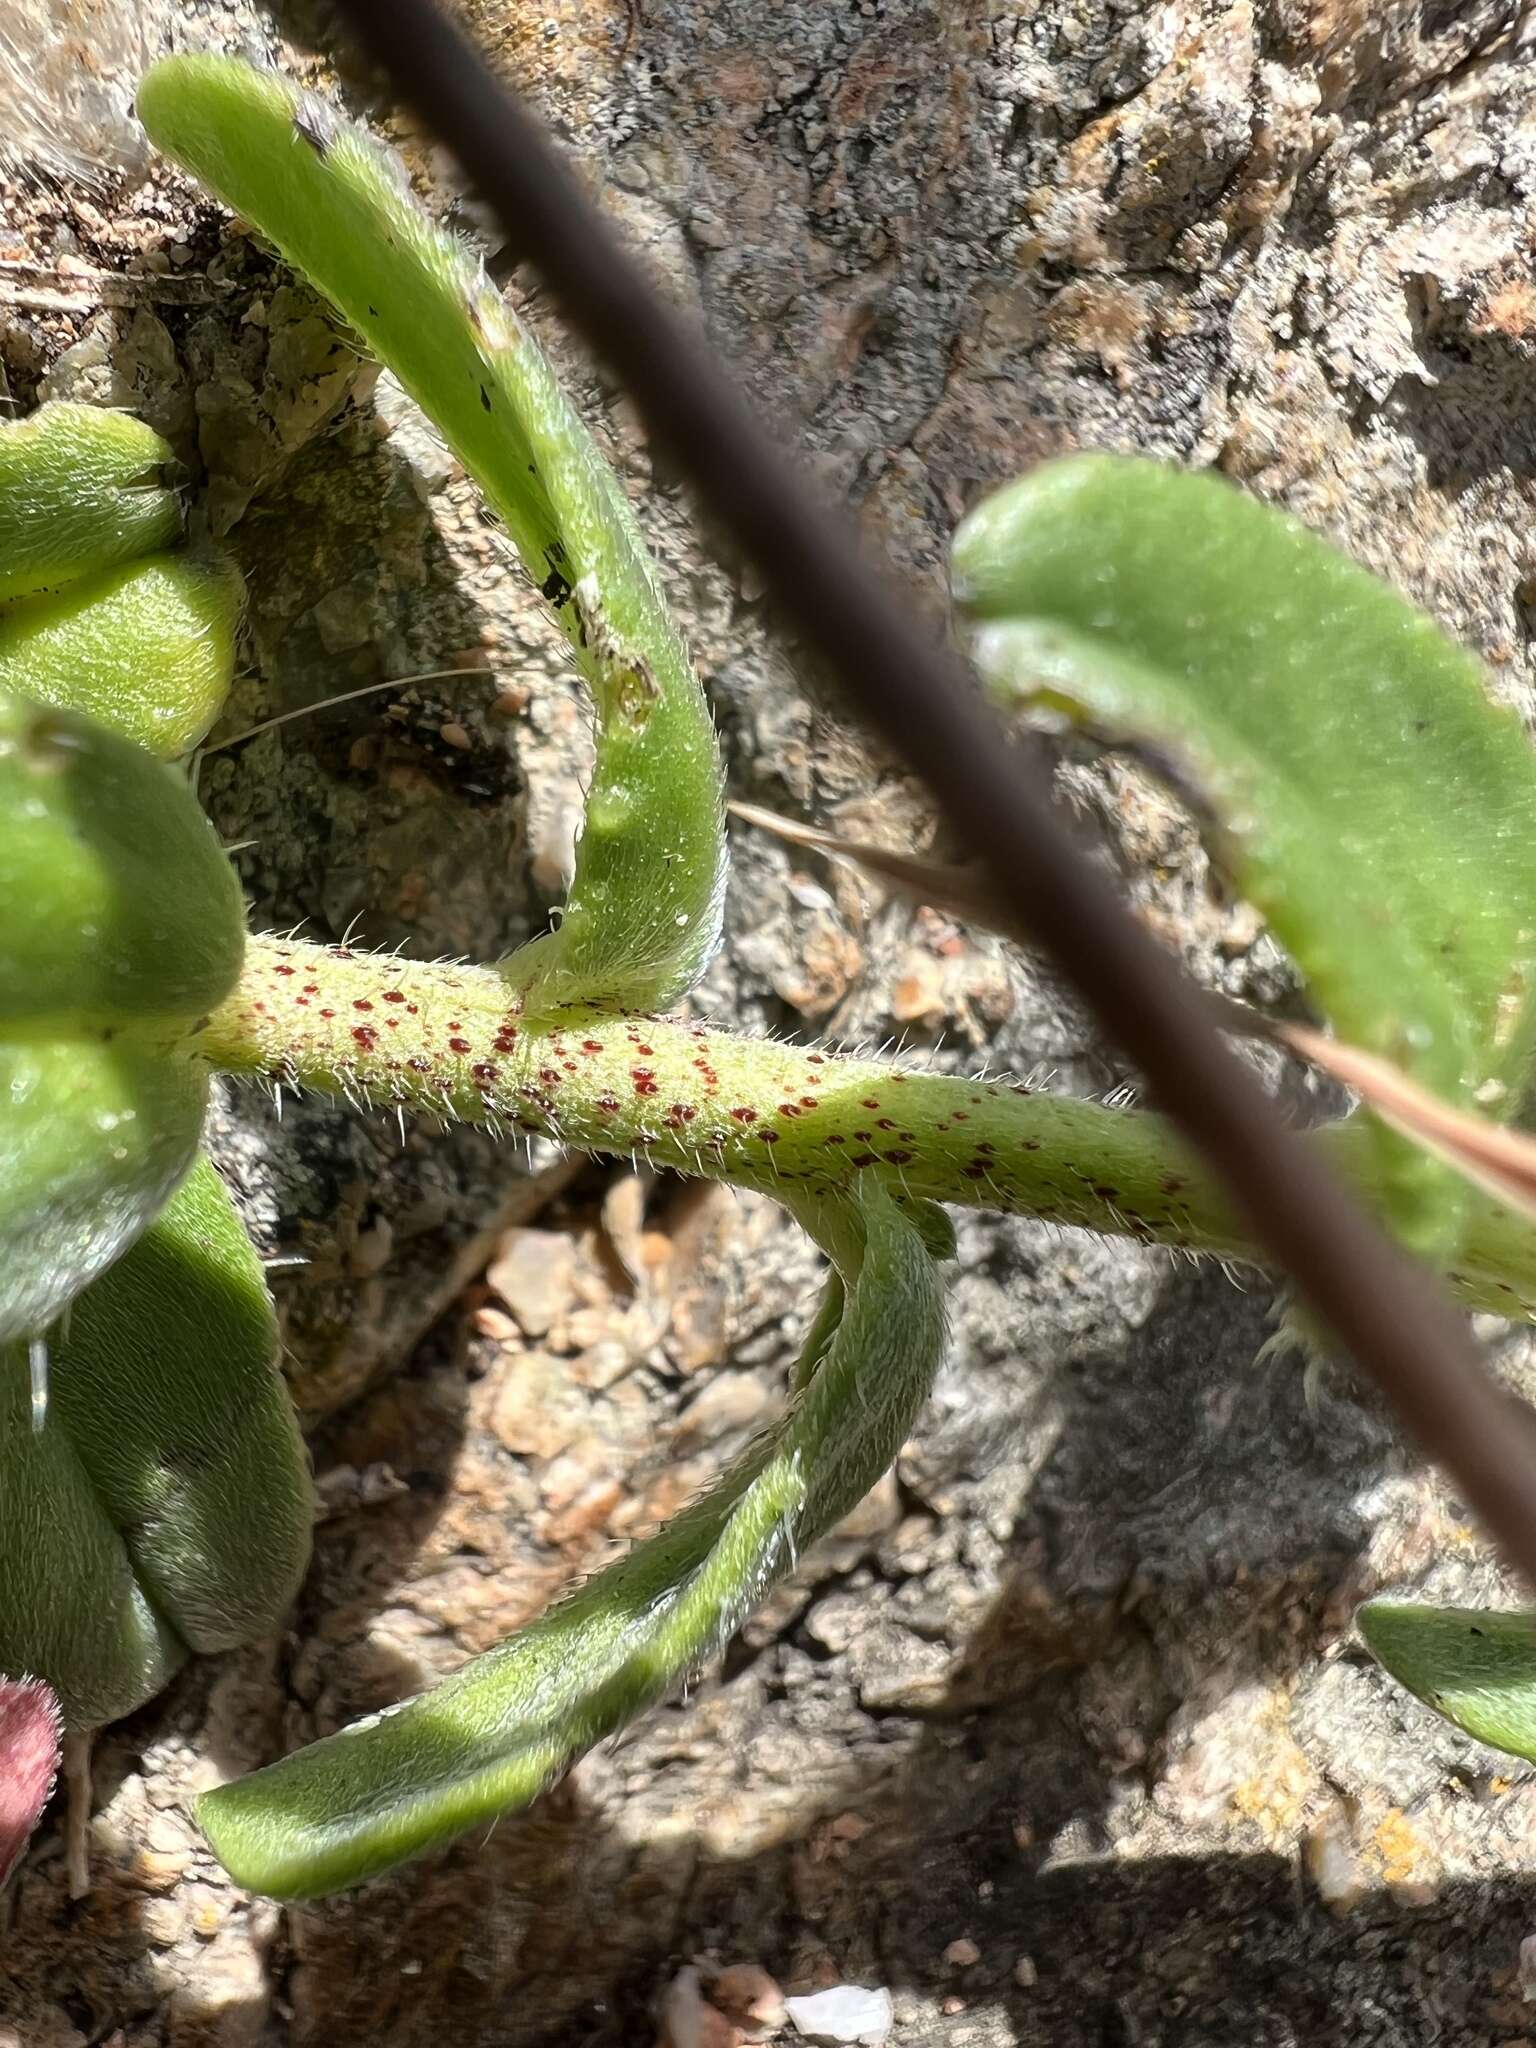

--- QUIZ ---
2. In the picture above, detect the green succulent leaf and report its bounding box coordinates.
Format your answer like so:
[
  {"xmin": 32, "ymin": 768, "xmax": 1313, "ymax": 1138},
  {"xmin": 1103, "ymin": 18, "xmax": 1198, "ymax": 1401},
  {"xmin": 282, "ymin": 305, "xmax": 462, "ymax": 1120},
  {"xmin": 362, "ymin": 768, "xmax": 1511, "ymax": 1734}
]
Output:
[
  {"xmin": 137, "ymin": 55, "xmax": 726, "ymax": 1017},
  {"xmin": 197, "ymin": 1179, "xmax": 944, "ymax": 1898},
  {"xmin": 1358, "ymin": 1601, "xmax": 1536, "ymax": 1762},
  {"xmin": 0, "ymin": 401, "xmax": 180, "ymax": 605},
  {"xmin": 0, "ymin": 688, "xmax": 245, "ymax": 1338},
  {"xmin": 0, "ymin": 1156, "xmax": 312, "ymax": 1728},
  {"xmin": 0, "ymin": 1041, "xmax": 208, "ymax": 1348},
  {"xmin": 953, "ymin": 455, "xmax": 1536, "ymax": 1262},
  {"xmin": 0, "ymin": 688, "xmax": 244, "ymax": 1030},
  {"xmin": 0, "ymin": 550, "xmax": 243, "ymax": 759},
  {"xmin": 0, "ymin": 1334, "xmax": 184, "ymax": 1729}
]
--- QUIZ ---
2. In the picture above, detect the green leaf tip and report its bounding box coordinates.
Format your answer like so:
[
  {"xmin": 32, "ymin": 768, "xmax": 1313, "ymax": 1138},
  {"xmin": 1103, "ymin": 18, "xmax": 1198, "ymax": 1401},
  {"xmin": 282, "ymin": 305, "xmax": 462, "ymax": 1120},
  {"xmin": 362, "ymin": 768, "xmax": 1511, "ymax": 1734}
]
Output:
[
  {"xmin": 954, "ymin": 454, "xmax": 1536, "ymax": 1263},
  {"xmin": 0, "ymin": 687, "xmax": 244, "ymax": 1033},
  {"xmin": 0, "ymin": 550, "xmax": 243, "ymax": 759},
  {"xmin": 137, "ymin": 53, "xmax": 726, "ymax": 1016},
  {"xmin": 197, "ymin": 1180, "xmax": 945, "ymax": 1898},
  {"xmin": 1358, "ymin": 1601, "xmax": 1536, "ymax": 1763},
  {"xmin": 0, "ymin": 401, "xmax": 179, "ymax": 604},
  {"xmin": 0, "ymin": 1042, "xmax": 208, "ymax": 1353}
]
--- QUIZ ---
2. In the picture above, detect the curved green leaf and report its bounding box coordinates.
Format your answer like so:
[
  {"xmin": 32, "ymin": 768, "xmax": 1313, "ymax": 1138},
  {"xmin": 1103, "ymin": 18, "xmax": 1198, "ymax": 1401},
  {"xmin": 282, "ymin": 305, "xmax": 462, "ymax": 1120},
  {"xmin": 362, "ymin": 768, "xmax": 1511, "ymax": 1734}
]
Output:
[
  {"xmin": 0, "ymin": 401, "xmax": 179, "ymax": 604},
  {"xmin": 44, "ymin": 1152, "xmax": 313, "ymax": 1653},
  {"xmin": 0, "ymin": 1327, "xmax": 185, "ymax": 1729},
  {"xmin": 0, "ymin": 1157, "xmax": 312, "ymax": 1727},
  {"xmin": 197, "ymin": 1180, "xmax": 945, "ymax": 1897},
  {"xmin": 953, "ymin": 456, "xmax": 1536, "ymax": 1261},
  {"xmin": 1358, "ymin": 1601, "xmax": 1536, "ymax": 1761},
  {"xmin": 138, "ymin": 55, "xmax": 726, "ymax": 1016}
]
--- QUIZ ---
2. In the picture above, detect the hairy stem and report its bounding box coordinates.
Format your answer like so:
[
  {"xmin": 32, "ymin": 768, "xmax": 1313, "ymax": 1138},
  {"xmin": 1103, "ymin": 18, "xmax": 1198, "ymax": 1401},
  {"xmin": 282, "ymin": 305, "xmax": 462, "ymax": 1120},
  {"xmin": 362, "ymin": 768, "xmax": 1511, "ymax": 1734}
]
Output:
[{"xmin": 196, "ymin": 935, "xmax": 1536, "ymax": 1319}]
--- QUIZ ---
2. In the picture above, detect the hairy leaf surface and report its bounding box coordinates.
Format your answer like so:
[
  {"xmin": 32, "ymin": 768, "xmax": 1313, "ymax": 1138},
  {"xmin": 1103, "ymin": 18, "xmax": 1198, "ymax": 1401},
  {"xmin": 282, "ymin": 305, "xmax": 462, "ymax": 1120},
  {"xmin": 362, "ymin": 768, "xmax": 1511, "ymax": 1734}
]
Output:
[{"xmin": 954, "ymin": 456, "xmax": 1536, "ymax": 1259}]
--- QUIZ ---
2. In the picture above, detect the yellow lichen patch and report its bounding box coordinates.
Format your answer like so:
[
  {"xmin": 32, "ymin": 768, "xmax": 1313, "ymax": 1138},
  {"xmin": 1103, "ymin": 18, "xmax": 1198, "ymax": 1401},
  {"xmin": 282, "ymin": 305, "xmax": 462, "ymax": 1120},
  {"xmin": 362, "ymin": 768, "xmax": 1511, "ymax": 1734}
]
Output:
[
  {"xmin": 1364, "ymin": 1808, "xmax": 1437, "ymax": 1891},
  {"xmin": 1228, "ymin": 1729, "xmax": 1319, "ymax": 1849}
]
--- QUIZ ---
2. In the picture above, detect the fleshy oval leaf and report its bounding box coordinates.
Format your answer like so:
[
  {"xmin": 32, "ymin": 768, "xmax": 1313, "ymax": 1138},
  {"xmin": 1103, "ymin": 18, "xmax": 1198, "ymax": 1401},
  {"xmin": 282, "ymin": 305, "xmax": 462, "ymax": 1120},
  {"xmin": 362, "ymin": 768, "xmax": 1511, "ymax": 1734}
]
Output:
[
  {"xmin": 0, "ymin": 688, "xmax": 244, "ymax": 1029},
  {"xmin": 0, "ymin": 1041, "xmax": 208, "ymax": 1344},
  {"xmin": 0, "ymin": 1339, "xmax": 185, "ymax": 1729},
  {"xmin": 953, "ymin": 455, "xmax": 1536, "ymax": 1261},
  {"xmin": 0, "ymin": 401, "xmax": 180, "ymax": 604},
  {"xmin": 45, "ymin": 1152, "xmax": 313, "ymax": 1653},
  {"xmin": 1358, "ymin": 1601, "xmax": 1536, "ymax": 1762},
  {"xmin": 0, "ymin": 1158, "xmax": 312, "ymax": 1726},
  {"xmin": 0, "ymin": 551, "xmax": 242, "ymax": 759}
]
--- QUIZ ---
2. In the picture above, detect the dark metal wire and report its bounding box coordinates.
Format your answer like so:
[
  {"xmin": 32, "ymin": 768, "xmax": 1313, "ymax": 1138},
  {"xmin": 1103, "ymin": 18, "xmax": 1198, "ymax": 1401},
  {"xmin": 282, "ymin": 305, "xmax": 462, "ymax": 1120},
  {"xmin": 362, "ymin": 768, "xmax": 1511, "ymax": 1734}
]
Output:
[{"xmin": 328, "ymin": 0, "xmax": 1536, "ymax": 1586}]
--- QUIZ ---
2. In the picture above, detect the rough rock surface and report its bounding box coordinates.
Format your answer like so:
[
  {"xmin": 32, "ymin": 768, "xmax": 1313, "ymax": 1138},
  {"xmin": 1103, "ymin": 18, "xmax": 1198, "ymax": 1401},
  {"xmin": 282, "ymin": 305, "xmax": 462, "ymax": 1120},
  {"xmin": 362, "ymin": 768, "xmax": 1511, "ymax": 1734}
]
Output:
[{"xmin": 5, "ymin": 2, "xmax": 1536, "ymax": 2043}]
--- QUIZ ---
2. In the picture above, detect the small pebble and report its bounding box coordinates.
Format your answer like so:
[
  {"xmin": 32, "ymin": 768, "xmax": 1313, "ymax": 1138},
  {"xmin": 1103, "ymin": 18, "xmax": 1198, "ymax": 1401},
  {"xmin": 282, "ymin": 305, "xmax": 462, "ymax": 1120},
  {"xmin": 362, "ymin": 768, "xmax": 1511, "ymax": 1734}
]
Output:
[
  {"xmin": 658, "ymin": 1966, "xmax": 741, "ymax": 2048},
  {"xmin": 784, "ymin": 1984, "xmax": 893, "ymax": 2045},
  {"xmin": 711, "ymin": 1963, "xmax": 787, "ymax": 2034}
]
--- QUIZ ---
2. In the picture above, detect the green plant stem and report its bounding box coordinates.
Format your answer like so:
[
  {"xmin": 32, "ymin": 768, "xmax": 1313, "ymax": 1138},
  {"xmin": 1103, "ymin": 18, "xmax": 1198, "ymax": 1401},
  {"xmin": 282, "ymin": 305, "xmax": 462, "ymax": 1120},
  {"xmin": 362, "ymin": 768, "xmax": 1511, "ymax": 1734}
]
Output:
[{"xmin": 195, "ymin": 935, "xmax": 1536, "ymax": 1319}]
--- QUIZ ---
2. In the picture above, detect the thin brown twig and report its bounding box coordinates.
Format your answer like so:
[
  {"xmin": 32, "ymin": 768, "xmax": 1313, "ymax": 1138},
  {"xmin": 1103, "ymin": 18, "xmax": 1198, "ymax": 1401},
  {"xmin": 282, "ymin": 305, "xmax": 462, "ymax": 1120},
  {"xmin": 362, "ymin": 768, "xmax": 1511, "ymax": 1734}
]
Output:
[
  {"xmin": 326, "ymin": 0, "xmax": 1536, "ymax": 1589},
  {"xmin": 0, "ymin": 257, "xmax": 230, "ymax": 311}
]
